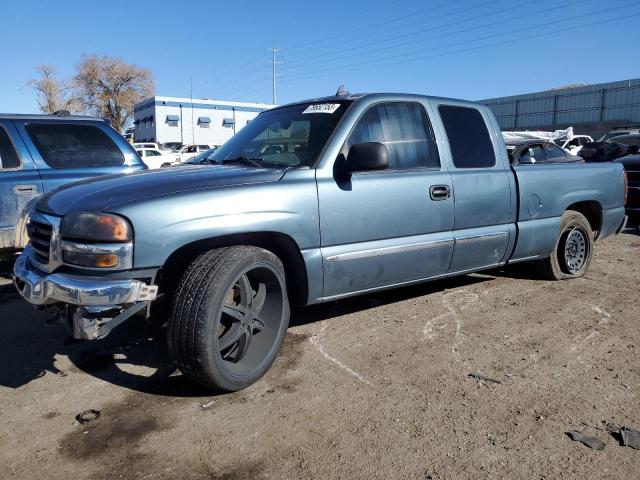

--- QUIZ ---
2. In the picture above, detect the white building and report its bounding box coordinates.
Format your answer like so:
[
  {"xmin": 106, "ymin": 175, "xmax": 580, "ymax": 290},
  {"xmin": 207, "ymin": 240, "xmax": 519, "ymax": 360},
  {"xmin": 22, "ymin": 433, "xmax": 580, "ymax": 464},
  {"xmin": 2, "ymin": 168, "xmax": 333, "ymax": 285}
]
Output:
[{"xmin": 133, "ymin": 96, "xmax": 275, "ymax": 146}]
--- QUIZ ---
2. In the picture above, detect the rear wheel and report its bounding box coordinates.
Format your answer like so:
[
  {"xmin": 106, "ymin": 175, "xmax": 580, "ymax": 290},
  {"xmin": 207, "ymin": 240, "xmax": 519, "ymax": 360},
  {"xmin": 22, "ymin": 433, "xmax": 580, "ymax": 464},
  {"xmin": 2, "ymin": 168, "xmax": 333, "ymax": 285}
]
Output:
[
  {"xmin": 535, "ymin": 210, "xmax": 593, "ymax": 280},
  {"xmin": 167, "ymin": 246, "xmax": 290, "ymax": 391}
]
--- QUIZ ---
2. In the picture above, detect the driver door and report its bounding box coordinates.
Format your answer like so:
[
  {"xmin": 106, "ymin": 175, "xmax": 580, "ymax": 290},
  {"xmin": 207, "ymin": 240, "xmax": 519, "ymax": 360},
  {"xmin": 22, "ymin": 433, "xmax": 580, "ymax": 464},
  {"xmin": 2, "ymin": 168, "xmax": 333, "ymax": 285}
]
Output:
[{"xmin": 316, "ymin": 101, "xmax": 454, "ymax": 299}]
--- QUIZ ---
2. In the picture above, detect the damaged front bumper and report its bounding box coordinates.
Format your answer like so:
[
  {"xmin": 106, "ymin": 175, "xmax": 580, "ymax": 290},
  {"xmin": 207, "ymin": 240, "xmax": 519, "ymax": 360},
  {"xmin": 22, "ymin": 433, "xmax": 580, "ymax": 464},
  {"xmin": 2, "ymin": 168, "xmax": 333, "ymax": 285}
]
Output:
[{"xmin": 12, "ymin": 252, "xmax": 158, "ymax": 340}]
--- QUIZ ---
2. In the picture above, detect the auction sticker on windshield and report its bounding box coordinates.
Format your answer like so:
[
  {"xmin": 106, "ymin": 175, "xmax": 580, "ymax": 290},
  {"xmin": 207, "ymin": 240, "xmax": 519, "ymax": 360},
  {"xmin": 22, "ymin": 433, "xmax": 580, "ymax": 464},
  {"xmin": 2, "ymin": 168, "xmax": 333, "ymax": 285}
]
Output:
[{"xmin": 302, "ymin": 103, "xmax": 341, "ymax": 114}]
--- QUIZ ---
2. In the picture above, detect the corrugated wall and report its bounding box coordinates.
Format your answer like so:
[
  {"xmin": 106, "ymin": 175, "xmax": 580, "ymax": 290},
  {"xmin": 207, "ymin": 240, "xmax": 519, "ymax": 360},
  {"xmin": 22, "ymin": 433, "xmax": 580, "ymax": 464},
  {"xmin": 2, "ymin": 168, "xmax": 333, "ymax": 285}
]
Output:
[{"xmin": 480, "ymin": 78, "xmax": 640, "ymax": 134}]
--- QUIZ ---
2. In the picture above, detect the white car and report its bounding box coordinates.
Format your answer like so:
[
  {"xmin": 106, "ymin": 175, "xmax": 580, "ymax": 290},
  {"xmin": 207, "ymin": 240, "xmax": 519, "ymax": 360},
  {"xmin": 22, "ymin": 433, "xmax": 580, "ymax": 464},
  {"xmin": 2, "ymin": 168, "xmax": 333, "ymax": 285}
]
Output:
[
  {"xmin": 136, "ymin": 148, "xmax": 179, "ymax": 169},
  {"xmin": 175, "ymin": 144, "xmax": 212, "ymax": 163},
  {"xmin": 557, "ymin": 135, "xmax": 593, "ymax": 155},
  {"xmin": 133, "ymin": 142, "xmax": 173, "ymax": 152}
]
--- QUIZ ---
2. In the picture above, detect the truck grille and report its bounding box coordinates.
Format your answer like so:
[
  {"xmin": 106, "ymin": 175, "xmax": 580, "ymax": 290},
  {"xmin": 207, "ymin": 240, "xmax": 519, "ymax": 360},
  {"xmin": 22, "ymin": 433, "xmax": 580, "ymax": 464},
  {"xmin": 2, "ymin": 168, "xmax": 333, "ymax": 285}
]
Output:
[{"xmin": 27, "ymin": 220, "xmax": 53, "ymax": 263}]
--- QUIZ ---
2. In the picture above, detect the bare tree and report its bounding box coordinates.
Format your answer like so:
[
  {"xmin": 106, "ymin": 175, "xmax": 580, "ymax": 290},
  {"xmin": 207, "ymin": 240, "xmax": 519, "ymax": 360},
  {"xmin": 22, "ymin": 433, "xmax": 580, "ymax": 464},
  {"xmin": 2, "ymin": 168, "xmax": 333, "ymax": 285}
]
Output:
[
  {"xmin": 73, "ymin": 55, "xmax": 154, "ymax": 132},
  {"xmin": 26, "ymin": 65, "xmax": 79, "ymax": 114}
]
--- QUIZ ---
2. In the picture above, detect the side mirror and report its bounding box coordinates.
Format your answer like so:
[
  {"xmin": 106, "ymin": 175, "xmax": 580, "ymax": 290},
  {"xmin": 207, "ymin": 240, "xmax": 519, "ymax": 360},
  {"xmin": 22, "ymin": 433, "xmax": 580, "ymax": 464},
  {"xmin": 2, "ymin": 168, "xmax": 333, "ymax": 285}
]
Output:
[{"xmin": 343, "ymin": 142, "xmax": 389, "ymax": 173}]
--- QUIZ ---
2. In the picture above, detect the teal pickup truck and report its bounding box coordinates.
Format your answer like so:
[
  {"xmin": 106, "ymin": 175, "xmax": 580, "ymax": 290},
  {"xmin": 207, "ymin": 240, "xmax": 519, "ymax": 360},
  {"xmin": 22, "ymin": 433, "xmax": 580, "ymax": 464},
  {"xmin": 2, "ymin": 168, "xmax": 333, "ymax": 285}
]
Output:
[{"xmin": 13, "ymin": 93, "xmax": 627, "ymax": 392}]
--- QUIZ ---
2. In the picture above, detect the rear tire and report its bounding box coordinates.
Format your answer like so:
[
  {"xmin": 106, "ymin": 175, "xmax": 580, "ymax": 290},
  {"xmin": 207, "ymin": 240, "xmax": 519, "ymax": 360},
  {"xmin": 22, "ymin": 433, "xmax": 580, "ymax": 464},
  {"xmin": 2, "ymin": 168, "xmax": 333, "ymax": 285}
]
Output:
[
  {"xmin": 167, "ymin": 246, "xmax": 290, "ymax": 391},
  {"xmin": 535, "ymin": 210, "xmax": 593, "ymax": 280}
]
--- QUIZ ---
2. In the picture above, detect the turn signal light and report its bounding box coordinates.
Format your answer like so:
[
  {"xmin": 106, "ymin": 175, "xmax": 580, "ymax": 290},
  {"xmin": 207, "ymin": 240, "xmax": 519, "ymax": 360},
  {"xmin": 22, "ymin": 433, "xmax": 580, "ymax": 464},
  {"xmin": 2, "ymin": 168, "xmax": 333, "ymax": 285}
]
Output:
[{"xmin": 63, "ymin": 251, "xmax": 119, "ymax": 268}]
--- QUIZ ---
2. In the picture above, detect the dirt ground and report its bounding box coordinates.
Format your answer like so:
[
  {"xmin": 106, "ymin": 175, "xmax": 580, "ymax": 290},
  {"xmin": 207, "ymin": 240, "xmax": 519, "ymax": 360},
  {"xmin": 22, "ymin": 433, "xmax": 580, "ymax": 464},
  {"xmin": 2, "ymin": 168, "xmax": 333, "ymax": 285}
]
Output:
[{"xmin": 1, "ymin": 231, "xmax": 639, "ymax": 480}]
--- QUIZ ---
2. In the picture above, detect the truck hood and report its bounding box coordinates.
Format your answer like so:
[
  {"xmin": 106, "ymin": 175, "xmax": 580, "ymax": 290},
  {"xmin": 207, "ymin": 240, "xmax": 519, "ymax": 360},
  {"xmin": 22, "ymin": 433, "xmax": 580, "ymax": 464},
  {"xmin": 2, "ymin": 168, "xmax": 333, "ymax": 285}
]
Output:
[{"xmin": 36, "ymin": 164, "xmax": 286, "ymax": 216}]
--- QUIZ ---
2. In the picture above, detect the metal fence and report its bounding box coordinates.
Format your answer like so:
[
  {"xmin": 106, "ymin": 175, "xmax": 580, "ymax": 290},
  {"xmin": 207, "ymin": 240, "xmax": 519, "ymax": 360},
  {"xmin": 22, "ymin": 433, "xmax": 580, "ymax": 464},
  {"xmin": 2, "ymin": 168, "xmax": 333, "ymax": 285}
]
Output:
[{"xmin": 480, "ymin": 78, "xmax": 640, "ymax": 134}]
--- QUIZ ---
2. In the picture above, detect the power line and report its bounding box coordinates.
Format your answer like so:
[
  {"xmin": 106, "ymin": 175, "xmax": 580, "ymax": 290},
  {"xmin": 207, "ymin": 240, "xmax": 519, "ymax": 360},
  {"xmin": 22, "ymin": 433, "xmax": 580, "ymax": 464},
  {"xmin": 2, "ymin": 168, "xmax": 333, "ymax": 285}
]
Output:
[
  {"xmin": 283, "ymin": 0, "xmax": 574, "ymax": 70},
  {"xmin": 284, "ymin": 0, "xmax": 500, "ymax": 59},
  {"xmin": 284, "ymin": 0, "xmax": 461, "ymax": 52},
  {"xmin": 284, "ymin": 3, "xmax": 640, "ymax": 83}
]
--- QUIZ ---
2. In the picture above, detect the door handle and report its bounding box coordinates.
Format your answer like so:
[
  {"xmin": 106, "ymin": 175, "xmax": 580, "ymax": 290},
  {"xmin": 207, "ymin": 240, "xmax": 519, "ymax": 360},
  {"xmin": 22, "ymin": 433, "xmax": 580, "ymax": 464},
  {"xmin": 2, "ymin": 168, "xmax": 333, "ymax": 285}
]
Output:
[
  {"xmin": 429, "ymin": 185, "xmax": 451, "ymax": 201},
  {"xmin": 13, "ymin": 184, "xmax": 37, "ymax": 194}
]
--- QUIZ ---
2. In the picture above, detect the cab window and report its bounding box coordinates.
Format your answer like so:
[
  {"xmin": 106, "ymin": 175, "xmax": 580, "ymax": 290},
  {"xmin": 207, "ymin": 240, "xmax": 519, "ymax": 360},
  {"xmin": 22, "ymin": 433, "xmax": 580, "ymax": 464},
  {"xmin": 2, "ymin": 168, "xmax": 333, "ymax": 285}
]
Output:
[
  {"xmin": 0, "ymin": 127, "xmax": 21, "ymax": 169},
  {"xmin": 438, "ymin": 105, "xmax": 496, "ymax": 168},
  {"xmin": 347, "ymin": 102, "xmax": 439, "ymax": 170}
]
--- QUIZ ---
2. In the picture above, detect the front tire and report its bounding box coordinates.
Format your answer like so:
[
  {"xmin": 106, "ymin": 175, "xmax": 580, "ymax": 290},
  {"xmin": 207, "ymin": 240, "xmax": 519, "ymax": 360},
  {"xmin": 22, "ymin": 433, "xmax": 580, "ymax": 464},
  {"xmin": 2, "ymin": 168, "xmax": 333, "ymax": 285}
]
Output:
[
  {"xmin": 168, "ymin": 246, "xmax": 290, "ymax": 391},
  {"xmin": 535, "ymin": 210, "xmax": 594, "ymax": 280}
]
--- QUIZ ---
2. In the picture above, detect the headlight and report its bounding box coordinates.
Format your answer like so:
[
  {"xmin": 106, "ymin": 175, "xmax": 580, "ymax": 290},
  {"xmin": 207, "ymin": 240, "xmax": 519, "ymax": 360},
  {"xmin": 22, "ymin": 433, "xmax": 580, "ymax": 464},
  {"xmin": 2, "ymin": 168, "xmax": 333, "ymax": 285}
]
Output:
[
  {"xmin": 61, "ymin": 213, "xmax": 132, "ymax": 242},
  {"xmin": 59, "ymin": 213, "xmax": 133, "ymax": 269}
]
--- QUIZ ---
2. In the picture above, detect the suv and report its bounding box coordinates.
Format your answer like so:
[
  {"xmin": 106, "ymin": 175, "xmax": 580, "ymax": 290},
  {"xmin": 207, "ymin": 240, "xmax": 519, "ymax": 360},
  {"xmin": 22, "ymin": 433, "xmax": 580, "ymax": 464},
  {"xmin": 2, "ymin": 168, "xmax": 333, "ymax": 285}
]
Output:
[{"xmin": 0, "ymin": 114, "xmax": 146, "ymax": 258}]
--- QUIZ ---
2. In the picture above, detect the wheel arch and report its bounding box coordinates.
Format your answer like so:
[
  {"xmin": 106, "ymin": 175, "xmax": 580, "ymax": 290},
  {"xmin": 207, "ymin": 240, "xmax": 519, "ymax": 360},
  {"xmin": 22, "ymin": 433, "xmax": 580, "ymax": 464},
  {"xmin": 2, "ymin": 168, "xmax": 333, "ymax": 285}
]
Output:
[
  {"xmin": 566, "ymin": 200, "xmax": 602, "ymax": 238},
  {"xmin": 157, "ymin": 231, "xmax": 309, "ymax": 307}
]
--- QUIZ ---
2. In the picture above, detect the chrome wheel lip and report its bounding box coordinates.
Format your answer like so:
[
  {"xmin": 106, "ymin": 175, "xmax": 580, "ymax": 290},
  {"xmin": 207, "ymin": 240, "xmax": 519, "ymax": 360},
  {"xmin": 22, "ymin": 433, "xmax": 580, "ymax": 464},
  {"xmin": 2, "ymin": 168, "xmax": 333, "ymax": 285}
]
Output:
[{"xmin": 564, "ymin": 227, "xmax": 588, "ymax": 274}]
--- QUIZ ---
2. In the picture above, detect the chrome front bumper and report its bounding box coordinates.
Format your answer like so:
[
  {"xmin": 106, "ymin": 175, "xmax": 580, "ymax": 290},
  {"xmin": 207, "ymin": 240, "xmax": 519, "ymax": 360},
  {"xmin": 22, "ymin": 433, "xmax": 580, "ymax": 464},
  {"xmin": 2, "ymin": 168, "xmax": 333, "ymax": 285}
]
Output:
[{"xmin": 12, "ymin": 252, "xmax": 157, "ymax": 306}]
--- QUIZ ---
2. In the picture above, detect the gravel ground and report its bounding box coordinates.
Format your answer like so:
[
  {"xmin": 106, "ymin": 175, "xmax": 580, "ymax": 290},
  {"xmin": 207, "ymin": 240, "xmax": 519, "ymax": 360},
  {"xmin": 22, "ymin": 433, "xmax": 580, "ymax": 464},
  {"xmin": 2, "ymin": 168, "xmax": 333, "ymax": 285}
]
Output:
[{"xmin": 0, "ymin": 231, "xmax": 639, "ymax": 480}]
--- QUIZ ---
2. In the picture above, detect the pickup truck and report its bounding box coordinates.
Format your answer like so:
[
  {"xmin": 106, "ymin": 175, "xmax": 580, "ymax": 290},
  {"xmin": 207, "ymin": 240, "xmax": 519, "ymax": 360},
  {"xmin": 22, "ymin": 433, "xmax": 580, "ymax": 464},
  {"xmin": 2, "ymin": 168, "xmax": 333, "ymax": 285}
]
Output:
[
  {"xmin": 0, "ymin": 113, "xmax": 146, "ymax": 258},
  {"xmin": 12, "ymin": 93, "xmax": 627, "ymax": 392}
]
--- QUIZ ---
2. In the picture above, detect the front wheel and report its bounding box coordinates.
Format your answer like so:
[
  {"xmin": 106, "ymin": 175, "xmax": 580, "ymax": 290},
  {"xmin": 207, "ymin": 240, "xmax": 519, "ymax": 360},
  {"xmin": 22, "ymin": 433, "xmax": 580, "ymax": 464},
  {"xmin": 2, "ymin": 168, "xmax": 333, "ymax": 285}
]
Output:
[
  {"xmin": 168, "ymin": 246, "xmax": 290, "ymax": 391},
  {"xmin": 535, "ymin": 210, "xmax": 594, "ymax": 280}
]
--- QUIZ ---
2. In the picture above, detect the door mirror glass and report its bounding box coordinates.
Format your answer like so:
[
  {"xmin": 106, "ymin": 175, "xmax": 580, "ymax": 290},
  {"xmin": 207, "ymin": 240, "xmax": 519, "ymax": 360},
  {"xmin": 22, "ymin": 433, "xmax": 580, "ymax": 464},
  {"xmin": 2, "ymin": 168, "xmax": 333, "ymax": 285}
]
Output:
[{"xmin": 343, "ymin": 142, "xmax": 389, "ymax": 173}]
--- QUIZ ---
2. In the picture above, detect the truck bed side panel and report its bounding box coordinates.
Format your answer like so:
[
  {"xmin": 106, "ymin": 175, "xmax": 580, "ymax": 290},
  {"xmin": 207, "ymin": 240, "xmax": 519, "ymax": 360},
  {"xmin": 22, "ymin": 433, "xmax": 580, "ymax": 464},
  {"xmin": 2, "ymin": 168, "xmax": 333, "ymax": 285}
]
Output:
[{"xmin": 510, "ymin": 162, "xmax": 626, "ymax": 261}]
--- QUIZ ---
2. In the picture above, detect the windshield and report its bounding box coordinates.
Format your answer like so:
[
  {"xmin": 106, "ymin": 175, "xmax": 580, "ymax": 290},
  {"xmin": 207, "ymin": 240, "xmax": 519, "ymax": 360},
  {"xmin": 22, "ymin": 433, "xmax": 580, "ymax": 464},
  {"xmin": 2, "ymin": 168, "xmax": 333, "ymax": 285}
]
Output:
[{"xmin": 210, "ymin": 101, "xmax": 352, "ymax": 167}]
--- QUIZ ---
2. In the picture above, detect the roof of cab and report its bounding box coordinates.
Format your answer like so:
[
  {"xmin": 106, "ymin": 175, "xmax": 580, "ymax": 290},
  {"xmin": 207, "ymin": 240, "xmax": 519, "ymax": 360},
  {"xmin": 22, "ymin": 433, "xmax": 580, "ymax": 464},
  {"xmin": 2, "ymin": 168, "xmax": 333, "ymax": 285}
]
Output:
[
  {"xmin": 269, "ymin": 92, "xmax": 485, "ymax": 112},
  {"xmin": 0, "ymin": 113, "xmax": 107, "ymax": 122}
]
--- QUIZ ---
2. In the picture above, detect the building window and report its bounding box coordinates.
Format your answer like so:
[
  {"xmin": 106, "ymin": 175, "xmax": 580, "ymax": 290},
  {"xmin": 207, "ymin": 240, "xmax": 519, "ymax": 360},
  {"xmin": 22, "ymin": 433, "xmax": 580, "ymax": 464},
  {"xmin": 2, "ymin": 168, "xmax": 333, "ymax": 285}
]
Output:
[
  {"xmin": 222, "ymin": 118, "xmax": 235, "ymax": 128},
  {"xmin": 166, "ymin": 114, "xmax": 180, "ymax": 127},
  {"xmin": 198, "ymin": 116, "xmax": 211, "ymax": 128}
]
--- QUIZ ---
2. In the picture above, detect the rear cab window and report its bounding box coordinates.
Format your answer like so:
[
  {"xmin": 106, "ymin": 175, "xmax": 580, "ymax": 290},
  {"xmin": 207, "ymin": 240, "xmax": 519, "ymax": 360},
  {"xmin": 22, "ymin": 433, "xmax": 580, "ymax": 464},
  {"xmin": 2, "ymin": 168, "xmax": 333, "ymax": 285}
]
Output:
[
  {"xmin": 25, "ymin": 123, "xmax": 125, "ymax": 168},
  {"xmin": 0, "ymin": 126, "xmax": 21, "ymax": 170},
  {"xmin": 438, "ymin": 105, "xmax": 496, "ymax": 168}
]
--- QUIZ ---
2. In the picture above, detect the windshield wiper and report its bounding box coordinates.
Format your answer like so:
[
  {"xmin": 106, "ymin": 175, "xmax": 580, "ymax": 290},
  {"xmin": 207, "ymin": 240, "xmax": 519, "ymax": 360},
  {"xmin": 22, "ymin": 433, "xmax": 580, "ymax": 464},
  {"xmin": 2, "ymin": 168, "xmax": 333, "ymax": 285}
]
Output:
[{"xmin": 223, "ymin": 156, "xmax": 265, "ymax": 168}]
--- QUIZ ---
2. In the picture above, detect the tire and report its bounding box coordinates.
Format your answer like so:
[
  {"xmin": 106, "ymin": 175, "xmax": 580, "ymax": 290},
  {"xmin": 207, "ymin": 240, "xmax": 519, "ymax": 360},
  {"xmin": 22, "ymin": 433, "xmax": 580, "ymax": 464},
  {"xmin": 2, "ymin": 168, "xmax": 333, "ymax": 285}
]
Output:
[
  {"xmin": 161, "ymin": 163, "xmax": 171, "ymax": 168},
  {"xmin": 535, "ymin": 210, "xmax": 594, "ymax": 280},
  {"xmin": 167, "ymin": 246, "xmax": 290, "ymax": 391}
]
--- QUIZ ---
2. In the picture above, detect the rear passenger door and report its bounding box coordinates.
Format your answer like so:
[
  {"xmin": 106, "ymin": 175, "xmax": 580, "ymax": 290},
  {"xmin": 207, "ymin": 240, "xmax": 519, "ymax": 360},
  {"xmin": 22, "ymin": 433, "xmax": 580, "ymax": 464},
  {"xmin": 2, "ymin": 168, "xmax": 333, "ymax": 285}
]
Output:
[
  {"xmin": 435, "ymin": 103, "xmax": 514, "ymax": 272},
  {"xmin": 15, "ymin": 122, "xmax": 134, "ymax": 193},
  {"xmin": 0, "ymin": 120, "xmax": 43, "ymax": 250},
  {"xmin": 317, "ymin": 101, "xmax": 454, "ymax": 298}
]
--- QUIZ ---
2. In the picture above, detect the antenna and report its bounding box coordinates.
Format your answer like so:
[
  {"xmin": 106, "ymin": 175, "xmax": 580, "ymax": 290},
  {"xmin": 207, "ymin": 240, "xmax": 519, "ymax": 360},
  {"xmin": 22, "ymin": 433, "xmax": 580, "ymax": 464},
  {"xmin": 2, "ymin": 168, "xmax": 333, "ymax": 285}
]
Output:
[{"xmin": 265, "ymin": 43, "xmax": 283, "ymax": 105}]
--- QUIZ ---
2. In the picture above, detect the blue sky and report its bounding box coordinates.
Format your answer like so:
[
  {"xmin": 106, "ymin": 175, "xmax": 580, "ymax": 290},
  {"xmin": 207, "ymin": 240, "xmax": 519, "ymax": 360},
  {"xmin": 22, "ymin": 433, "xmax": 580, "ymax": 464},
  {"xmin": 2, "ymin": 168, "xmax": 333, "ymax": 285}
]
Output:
[{"xmin": 2, "ymin": 0, "xmax": 639, "ymax": 112}]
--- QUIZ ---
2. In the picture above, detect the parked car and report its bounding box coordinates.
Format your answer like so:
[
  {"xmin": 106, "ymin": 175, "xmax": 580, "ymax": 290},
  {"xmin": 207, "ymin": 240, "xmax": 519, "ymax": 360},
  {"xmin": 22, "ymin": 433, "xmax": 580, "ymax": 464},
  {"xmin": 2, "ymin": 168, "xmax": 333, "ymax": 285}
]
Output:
[
  {"xmin": 598, "ymin": 127, "xmax": 640, "ymax": 142},
  {"xmin": 608, "ymin": 134, "xmax": 640, "ymax": 147},
  {"xmin": 132, "ymin": 142, "xmax": 160, "ymax": 150},
  {"xmin": 13, "ymin": 93, "xmax": 626, "ymax": 392},
  {"xmin": 0, "ymin": 113, "xmax": 146, "ymax": 260},
  {"xmin": 555, "ymin": 135, "xmax": 593, "ymax": 155},
  {"xmin": 175, "ymin": 144, "xmax": 212, "ymax": 163},
  {"xmin": 134, "ymin": 142, "xmax": 173, "ymax": 152},
  {"xmin": 615, "ymin": 154, "xmax": 639, "ymax": 227},
  {"xmin": 163, "ymin": 142, "xmax": 183, "ymax": 151},
  {"xmin": 506, "ymin": 138, "xmax": 584, "ymax": 164},
  {"xmin": 183, "ymin": 146, "xmax": 219, "ymax": 165},
  {"xmin": 135, "ymin": 147, "xmax": 180, "ymax": 169}
]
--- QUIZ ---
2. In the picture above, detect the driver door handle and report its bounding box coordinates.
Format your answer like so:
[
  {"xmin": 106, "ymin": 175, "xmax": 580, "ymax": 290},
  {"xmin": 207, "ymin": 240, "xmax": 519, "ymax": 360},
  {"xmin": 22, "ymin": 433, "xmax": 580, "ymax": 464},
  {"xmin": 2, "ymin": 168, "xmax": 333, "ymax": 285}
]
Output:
[{"xmin": 429, "ymin": 185, "xmax": 451, "ymax": 201}]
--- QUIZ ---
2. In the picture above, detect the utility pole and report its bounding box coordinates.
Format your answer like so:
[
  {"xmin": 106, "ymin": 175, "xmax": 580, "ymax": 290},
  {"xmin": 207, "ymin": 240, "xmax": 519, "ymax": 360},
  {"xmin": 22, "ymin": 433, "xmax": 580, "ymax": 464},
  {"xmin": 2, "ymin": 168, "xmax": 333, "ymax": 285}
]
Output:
[
  {"xmin": 266, "ymin": 43, "xmax": 282, "ymax": 105},
  {"xmin": 190, "ymin": 77, "xmax": 195, "ymax": 145}
]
